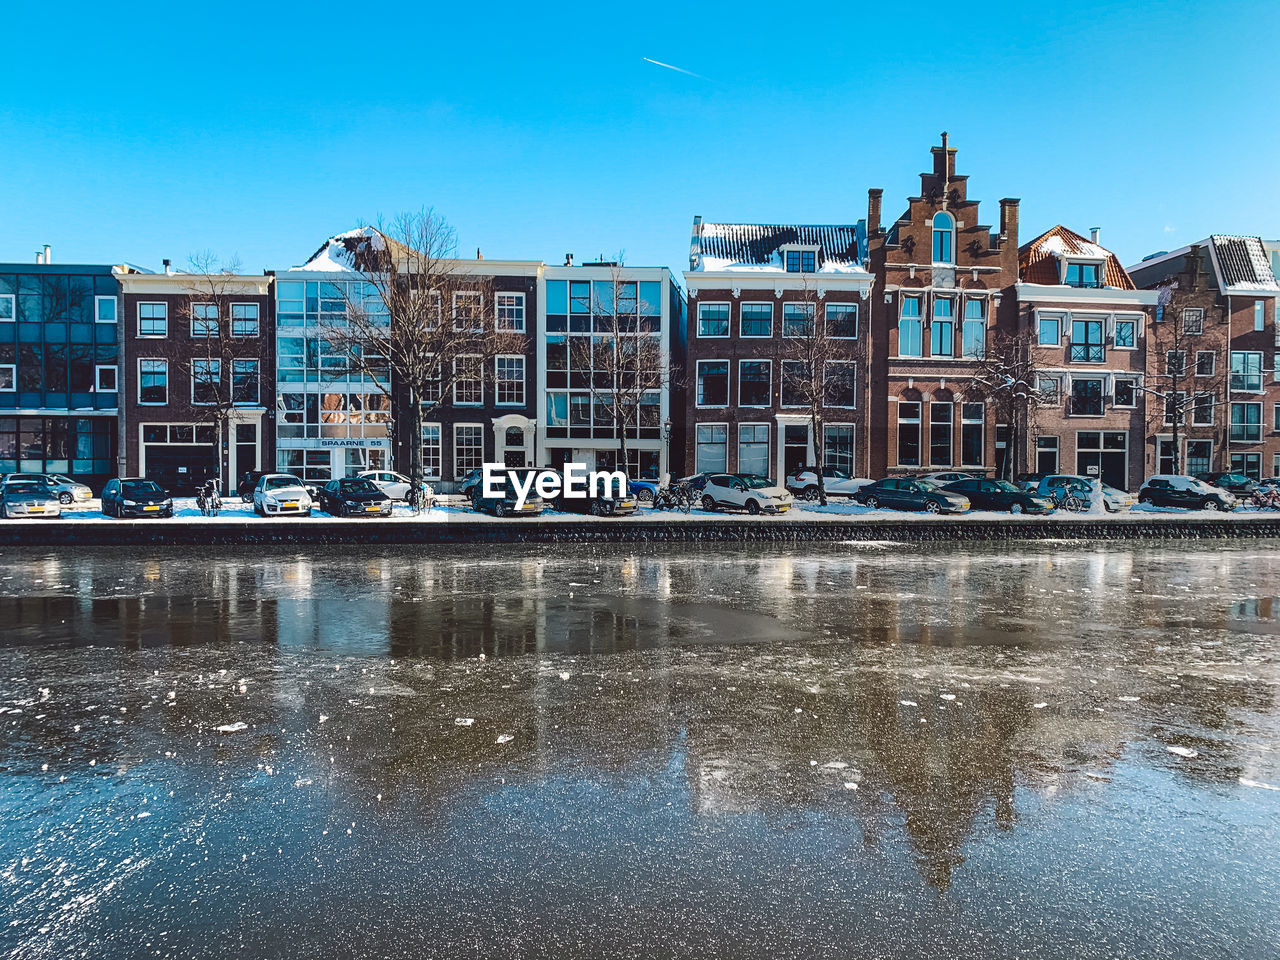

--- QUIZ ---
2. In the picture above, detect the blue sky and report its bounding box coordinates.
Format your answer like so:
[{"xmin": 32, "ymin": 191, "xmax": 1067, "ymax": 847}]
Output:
[{"xmin": 2, "ymin": 1, "xmax": 1277, "ymax": 274}]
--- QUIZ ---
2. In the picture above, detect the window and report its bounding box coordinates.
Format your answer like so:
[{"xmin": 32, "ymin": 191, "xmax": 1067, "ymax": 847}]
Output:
[
  {"xmin": 1231, "ymin": 452, "xmax": 1262, "ymax": 480},
  {"xmin": 0, "ymin": 294, "xmax": 14, "ymax": 323},
  {"xmin": 1070, "ymin": 378, "xmax": 1104, "ymax": 416},
  {"xmin": 138, "ymin": 302, "xmax": 168, "ymax": 337},
  {"xmin": 932, "ymin": 212, "xmax": 954, "ymax": 264},
  {"xmin": 453, "ymin": 424, "xmax": 484, "ymax": 478},
  {"xmin": 231, "ymin": 303, "xmax": 259, "ymax": 337},
  {"xmin": 1114, "ymin": 318, "xmax": 1136, "ymax": 349},
  {"xmin": 931, "ymin": 297, "xmax": 953, "ymax": 356},
  {"xmin": 738, "ymin": 360, "xmax": 771, "ymax": 407},
  {"xmin": 496, "ymin": 293, "xmax": 525, "ymax": 332},
  {"xmin": 961, "ymin": 402, "xmax": 984, "ymax": 466},
  {"xmin": 1231, "ymin": 402, "xmax": 1262, "ymax": 442},
  {"xmin": 1037, "ymin": 377, "xmax": 1061, "ymax": 404},
  {"xmin": 192, "ymin": 359, "xmax": 220, "ymax": 405},
  {"xmin": 1166, "ymin": 350, "xmax": 1186, "ymax": 377},
  {"xmin": 422, "ymin": 423, "xmax": 442, "ymax": 480},
  {"xmin": 1255, "ymin": 300, "xmax": 1266, "ymax": 332},
  {"xmin": 929, "ymin": 402, "xmax": 953, "ymax": 466},
  {"xmin": 1231, "ymin": 351, "xmax": 1263, "ymax": 392},
  {"xmin": 1164, "ymin": 391, "xmax": 1185, "ymax": 425},
  {"xmin": 824, "ymin": 424, "xmax": 854, "ymax": 475},
  {"xmin": 453, "ymin": 292, "xmax": 482, "ymax": 331},
  {"xmin": 696, "ymin": 360, "xmax": 728, "ymax": 407},
  {"xmin": 495, "ymin": 355, "xmax": 525, "ymax": 405},
  {"xmin": 1196, "ymin": 351, "xmax": 1216, "ymax": 377},
  {"xmin": 695, "ymin": 424, "xmax": 728, "ymax": 472},
  {"xmin": 785, "ymin": 249, "xmax": 816, "ymax": 273},
  {"xmin": 780, "ymin": 360, "xmax": 805, "ymax": 407},
  {"xmin": 698, "ymin": 302, "xmax": 730, "ymax": 337},
  {"xmin": 737, "ymin": 424, "xmax": 769, "ymax": 476},
  {"xmin": 453, "ymin": 357, "xmax": 483, "ymax": 405},
  {"xmin": 1064, "ymin": 262, "xmax": 1101, "ymax": 288},
  {"xmin": 898, "ymin": 295, "xmax": 923, "ymax": 357},
  {"xmin": 0, "ymin": 364, "xmax": 14, "ymax": 391},
  {"xmin": 962, "ymin": 298, "xmax": 985, "ymax": 358},
  {"xmin": 1182, "ymin": 308, "xmax": 1204, "ymax": 334},
  {"xmin": 1070, "ymin": 318, "xmax": 1104, "ymax": 362},
  {"xmin": 1186, "ymin": 440, "xmax": 1213, "ymax": 477},
  {"xmin": 1038, "ymin": 313, "xmax": 1062, "ymax": 346},
  {"xmin": 741, "ymin": 302, "xmax": 772, "ymax": 337},
  {"xmin": 826, "ymin": 303, "xmax": 858, "ymax": 339},
  {"xmin": 824, "ymin": 361, "xmax": 856, "ymax": 407},
  {"xmin": 1113, "ymin": 378, "xmax": 1137, "ymax": 408},
  {"xmin": 1192, "ymin": 394, "xmax": 1214, "ymax": 426},
  {"xmin": 95, "ymin": 365, "xmax": 118, "ymax": 393},
  {"xmin": 897, "ymin": 401, "xmax": 921, "ymax": 466},
  {"xmin": 95, "ymin": 296, "xmax": 116, "ymax": 324},
  {"xmin": 138, "ymin": 359, "xmax": 167, "ymax": 404},
  {"xmin": 783, "ymin": 302, "xmax": 814, "ymax": 337},
  {"xmin": 232, "ymin": 359, "xmax": 259, "ymax": 404},
  {"xmin": 1036, "ymin": 436, "xmax": 1059, "ymax": 474},
  {"xmin": 191, "ymin": 303, "xmax": 218, "ymax": 337}
]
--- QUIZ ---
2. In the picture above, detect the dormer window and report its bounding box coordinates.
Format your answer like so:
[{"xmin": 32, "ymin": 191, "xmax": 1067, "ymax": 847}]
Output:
[
  {"xmin": 1064, "ymin": 261, "xmax": 1102, "ymax": 288},
  {"xmin": 932, "ymin": 212, "xmax": 954, "ymax": 264},
  {"xmin": 784, "ymin": 247, "xmax": 818, "ymax": 273}
]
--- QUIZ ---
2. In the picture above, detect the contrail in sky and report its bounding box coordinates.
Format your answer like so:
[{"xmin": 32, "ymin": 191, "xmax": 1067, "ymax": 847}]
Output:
[{"xmin": 642, "ymin": 57, "xmax": 709, "ymax": 81}]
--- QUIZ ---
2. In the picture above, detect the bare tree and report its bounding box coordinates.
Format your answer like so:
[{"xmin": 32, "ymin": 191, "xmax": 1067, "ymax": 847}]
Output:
[
  {"xmin": 568, "ymin": 259, "xmax": 673, "ymax": 477},
  {"xmin": 317, "ymin": 212, "xmax": 526, "ymax": 487},
  {"xmin": 778, "ymin": 281, "xmax": 863, "ymax": 504},
  {"xmin": 964, "ymin": 328, "xmax": 1047, "ymax": 481}
]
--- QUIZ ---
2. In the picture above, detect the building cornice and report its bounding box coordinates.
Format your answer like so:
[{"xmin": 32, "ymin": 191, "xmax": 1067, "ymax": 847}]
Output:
[
  {"xmin": 1014, "ymin": 283, "xmax": 1159, "ymax": 306},
  {"xmin": 117, "ymin": 274, "xmax": 272, "ymax": 296}
]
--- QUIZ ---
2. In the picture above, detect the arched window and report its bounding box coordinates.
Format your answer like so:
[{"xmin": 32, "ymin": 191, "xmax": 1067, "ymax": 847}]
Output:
[
  {"xmin": 932, "ymin": 212, "xmax": 954, "ymax": 264},
  {"xmin": 505, "ymin": 426, "xmax": 525, "ymax": 447}
]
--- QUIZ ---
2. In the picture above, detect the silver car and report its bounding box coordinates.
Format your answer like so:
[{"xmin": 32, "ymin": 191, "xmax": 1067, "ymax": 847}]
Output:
[
  {"xmin": 0, "ymin": 480, "xmax": 63, "ymax": 519},
  {"xmin": 2, "ymin": 472, "xmax": 92, "ymax": 507},
  {"xmin": 253, "ymin": 473, "xmax": 314, "ymax": 517}
]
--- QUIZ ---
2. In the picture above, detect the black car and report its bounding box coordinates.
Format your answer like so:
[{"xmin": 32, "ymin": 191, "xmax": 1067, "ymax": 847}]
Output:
[
  {"xmin": 1195, "ymin": 472, "xmax": 1257, "ymax": 496},
  {"xmin": 853, "ymin": 477, "xmax": 971, "ymax": 513},
  {"xmin": 944, "ymin": 477, "xmax": 1056, "ymax": 514},
  {"xmin": 101, "ymin": 478, "xmax": 174, "ymax": 518},
  {"xmin": 470, "ymin": 466, "xmax": 545, "ymax": 517},
  {"xmin": 1137, "ymin": 475, "xmax": 1236, "ymax": 511},
  {"xmin": 316, "ymin": 477, "xmax": 394, "ymax": 517},
  {"xmin": 543, "ymin": 470, "xmax": 639, "ymax": 517},
  {"xmin": 238, "ymin": 471, "xmax": 266, "ymax": 502}
]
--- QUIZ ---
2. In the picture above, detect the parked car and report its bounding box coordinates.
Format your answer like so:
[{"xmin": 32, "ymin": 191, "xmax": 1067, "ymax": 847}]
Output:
[
  {"xmin": 785, "ymin": 466, "xmax": 874, "ymax": 500},
  {"xmin": 628, "ymin": 478, "xmax": 662, "ymax": 503},
  {"xmin": 1195, "ymin": 472, "xmax": 1258, "ymax": 497},
  {"xmin": 1138, "ymin": 475, "xmax": 1236, "ymax": 511},
  {"xmin": 458, "ymin": 469, "xmax": 485, "ymax": 502},
  {"xmin": 316, "ymin": 477, "xmax": 394, "ymax": 517},
  {"xmin": 237, "ymin": 471, "xmax": 266, "ymax": 502},
  {"xmin": 544, "ymin": 470, "xmax": 638, "ymax": 517},
  {"xmin": 101, "ymin": 478, "xmax": 174, "ymax": 518},
  {"xmin": 1016, "ymin": 472, "xmax": 1050, "ymax": 491},
  {"xmin": 696, "ymin": 474, "xmax": 793, "ymax": 514},
  {"xmin": 853, "ymin": 478, "xmax": 970, "ymax": 514},
  {"xmin": 919, "ymin": 471, "xmax": 981, "ymax": 486},
  {"xmin": 1034, "ymin": 475, "xmax": 1134, "ymax": 512},
  {"xmin": 358, "ymin": 470, "xmax": 414, "ymax": 501},
  {"xmin": 1258, "ymin": 476, "xmax": 1280, "ymax": 490},
  {"xmin": 1, "ymin": 472, "xmax": 93, "ymax": 506},
  {"xmin": 943, "ymin": 477, "xmax": 1055, "ymax": 514},
  {"xmin": 471, "ymin": 466, "xmax": 545, "ymax": 517},
  {"xmin": 253, "ymin": 474, "xmax": 314, "ymax": 516},
  {"xmin": 0, "ymin": 479, "xmax": 62, "ymax": 519}
]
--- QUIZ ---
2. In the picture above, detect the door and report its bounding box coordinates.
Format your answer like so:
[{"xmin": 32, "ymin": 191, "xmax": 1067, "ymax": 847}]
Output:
[
  {"xmin": 783, "ymin": 424, "xmax": 810, "ymax": 476},
  {"xmin": 1077, "ymin": 431, "xmax": 1128, "ymax": 490}
]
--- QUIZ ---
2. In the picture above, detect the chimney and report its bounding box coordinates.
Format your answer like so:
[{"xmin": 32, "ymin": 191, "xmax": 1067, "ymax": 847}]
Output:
[
  {"xmin": 999, "ymin": 198, "xmax": 1020, "ymax": 247},
  {"xmin": 163, "ymin": 258, "xmax": 172, "ymax": 275},
  {"xmin": 690, "ymin": 215, "xmax": 704, "ymax": 269},
  {"xmin": 476, "ymin": 248, "xmax": 483, "ymax": 260},
  {"xmin": 564, "ymin": 253, "xmax": 574, "ymax": 267},
  {"xmin": 867, "ymin": 189, "xmax": 882, "ymax": 235},
  {"xmin": 42, "ymin": 244, "xmax": 51, "ymax": 264},
  {"xmin": 931, "ymin": 131, "xmax": 956, "ymax": 180},
  {"xmin": 1089, "ymin": 226, "xmax": 1101, "ymax": 245},
  {"xmin": 35, "ymin": 250, "xmax": 43, "ymax": 264}
]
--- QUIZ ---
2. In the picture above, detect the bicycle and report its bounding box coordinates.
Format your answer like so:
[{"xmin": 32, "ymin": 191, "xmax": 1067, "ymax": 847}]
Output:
[
  {"xmin": 407, "ymin": 480, "xmax": 433, "ymax": 516},
  {"xmin": 196, "ymin": 479, "xmax": 222, "ymax": 517},
  {"xmin": 653, "ymin": 480, "xmax": 692, "ymax": 514},
  {"xmin": 1049, "ymin": 489, "xmax": 1086, "ymax": 513},
  {"xmin": 1248, "ymin": 487, "xmax": 1280, "ymax": 510}
]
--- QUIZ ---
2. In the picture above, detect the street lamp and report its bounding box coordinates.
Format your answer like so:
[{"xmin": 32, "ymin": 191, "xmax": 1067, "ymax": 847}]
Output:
[{"xmin": 662, "ymin": 417, "xmax": 672, "ymax": 477}]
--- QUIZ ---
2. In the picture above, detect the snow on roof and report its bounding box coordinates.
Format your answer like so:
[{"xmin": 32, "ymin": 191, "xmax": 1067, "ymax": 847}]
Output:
[
  {"xmin": 1209, "ymin": 235, "xmax": 1280, "ymax": 293},
  {"xmin": 1019, "ymin": 225, "xmax": 1134, "ymax": 290},
  {"xmin": 290, "ymin": 226, "xmax": 387, "ymax": 273},
  {"xmin": 691, "ymin": 221, "xmax": 868, "ymax": 274}
]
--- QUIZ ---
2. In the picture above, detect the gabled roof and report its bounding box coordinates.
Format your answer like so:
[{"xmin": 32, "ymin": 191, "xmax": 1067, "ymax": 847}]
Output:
[
  {"xmin": 690, "ymin": 220, "xmax": 867, "ymax": 274},
  {"xmin": 290, "ymin": 226, "xmax": 412, "ymax": 273},
  {"xmin": 1208, "ymin": 235, "xmax": 1280, "ymax": 293},
  {"xmin": 1018, "ymin": 225, "xmax": 1134, "ymax": 290}
]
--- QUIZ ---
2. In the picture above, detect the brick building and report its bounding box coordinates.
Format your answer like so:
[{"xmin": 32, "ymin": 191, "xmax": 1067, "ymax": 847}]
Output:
[
  {"xmin": 1016, "ymin": 226, "xmax": 1158, "ymax": 489},
  {"xmin": 117, "ymin": 268, "xmax": 274, "ymax": 494},
  {"xmin": 1128, "ymin": 236, "xmax": 1280, "ymax": 480},
  {"xmin": 866, "ymin": 135, "xmax": 1021, "ymax": 479},
  {"xmin": 682, "ymin": 220, "xmax": 873, "ymax": 479}
]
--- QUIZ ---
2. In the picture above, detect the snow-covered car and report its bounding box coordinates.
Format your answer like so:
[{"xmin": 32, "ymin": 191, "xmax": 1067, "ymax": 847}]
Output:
[
  {"xmin": 697, "ymin": 474, "xmax": 793, "ymax": 515},
  {"xmin": 1034, "ymin": 475, "xmax": 1135, "ymax": 512},
  {"xmin": 919, "ymin": 471, "xmax": 981, "ymax": 486},
  {"xmin": 2, "ymin": 472, "xmax": 92, "ymax": 506},
  {"xmin": 784, "ymin": 466, "xmax": 874, "ymax": 500},
  {"xmin": 1137, "ymin": 475, "xmax": 1235, "ymax": 511},
  {"xmin": 0, "ymin": 479, "xmax": 62, "ymax": 519},
  {"xmin": 358, "ymin": 470, "xmax": 414, "ymax": 501},
  {"xmin": 253, "ymin": 473, "xmax": 313, "ymax": 516}
]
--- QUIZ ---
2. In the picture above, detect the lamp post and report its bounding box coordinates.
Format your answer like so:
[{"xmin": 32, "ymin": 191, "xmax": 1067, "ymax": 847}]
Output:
[{"xmin": 662, "ymin": 416, "xmax": 672, "ymax": 478}]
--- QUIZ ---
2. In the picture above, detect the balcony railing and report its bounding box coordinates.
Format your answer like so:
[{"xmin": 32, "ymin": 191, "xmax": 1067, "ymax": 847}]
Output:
[{"xmin": 1069, "ymin": 344, "xmax": 1105, "ymax": 363}]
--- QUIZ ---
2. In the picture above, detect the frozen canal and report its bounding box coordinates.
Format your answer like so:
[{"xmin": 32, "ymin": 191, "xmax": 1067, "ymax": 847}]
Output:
[{"xmin": 1, "ymin": 542, "xmax": 1279, "ymax": 960}]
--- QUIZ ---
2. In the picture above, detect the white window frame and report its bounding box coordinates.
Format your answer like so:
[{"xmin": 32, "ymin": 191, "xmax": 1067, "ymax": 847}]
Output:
[
  {"xmin": 695, "ymin": 359, "xmax": 730, "ymax": 409},
  {"xmin": 494, "ymin": 354, "xmax": 525, "ymax": 406},
  {"xmin": 138, "ymin": 358, "xmax": 168, "ymax": 405},
  {"xmin": 737, "ymin": 358, "xmax": 772, "ymax": 408},
  {"xmin": 452, "ymin": 291, "xmax": 483, "ymax": 332},
  {"xmin": 1192, "ymin": 393, "xmax": 1215, "ymax": 426},
  {"xmin": 932, "ymin": 212, "xmax": 955, "ymax": 265},
  {"xmin": 0, "ymin": 363, "xmax": 14, "ymax": 391},
  {"xmin": 191, "ymin": 302, "xmax": 219, "ymax": 338},
  {"xmin": 453, "ymin": 423, "xmax": 485, "ymax": 479},
  {"xmin": 0, "ymin": 293, "xmax": 14, "ymax": 323},
  {"xmin": 825, "ymin": 302, "xmax": 858, "ymax": 339},
  {"xmin": 231, "ymin": 302, "xmax": 260, "ymax": 337},
  {"xmin": 1113, "ymin": 317, "xmax": 1138, "ymax": 350},
  {"xmin": 495, "ymin": 292, "xmax": 526, "ymax": 332},
  {"xmin": 694, "ymin": 422, "xmax": 729, "ymax": 473},
  {"xmin": 739, "ymin": 302, "xmax": 773, "ymax": 338},
  {"xmin": 1255, "ymin": 300, "xmax": 1266, "ymax": 332},
  {"xmin": 782, "ymin": 301, "xmax": 816, "ymax": 338},
  {"xmin": 1166, "ymin": 350, "xmax": 1186, "ymax": 377},
  {"xmin": 1037, "ymin": 376, "xmax": 1062, "ymax": 405},
  {"xmin": 1182, "ymin": 308, "xmax": 1204, "ymax": 334},
  {"xmin": 697, "ymin": 302, "xmax": 731, "ymax": 338},
  {"xmin": 1195, "ymin": 350, "xmax": 1217, "ymax": 377},
  {"xmin": 191, "ymin": 358, "xmax": 221, "ymax": 405},
  {"xmin": 780, "ymin": 359, "xmax": 807, "ymax": 409},
  {"xmin": 94, "ymin": 364, "xmax": 118, "ymax": 393},
  {"xmin": 231, "ymin": 358, "xmax": 260, "ymax": 405},
  {"xmin": 1069, "ymin": 376, "xmax": 1105, "ymax": 417},
  {"xmin": 137, "ymin": 302, "xmax": 168, "ymax": 338},
  {"xmin": 1231, "ymin": 351, "xmax": 1264, "ymax": 393},
  {"xmin": 421, "ymin": 422, "xmax": 442, "ymax": 480},
  {"xmin": 453, "ymin": 356, "xmax": 483, "ymax": 406},
  {"xmin": 781, "ymin": 245, "xmax": 819, "ymax": 273},
  {"xmin": 94, "ymin": 295, "xmax": 117, "ymax": 324},
  {"xmin": 1112, "ymin": 377, "xmax": 1138, "ymax": 409},
  {"xmin": 736, "ymin": 422, "xmax": 770, "ymax": 477},
  {"xmin": 897, "ymin": 295, "xmax": 923, "ymax": 357},
  {"xmin": 1037, "ymin": 311, "xmax": 1063, "ymax": 346},
  {"xmin": 824, "ymin": 360, "xmax": 857, "ymax": 408}
]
